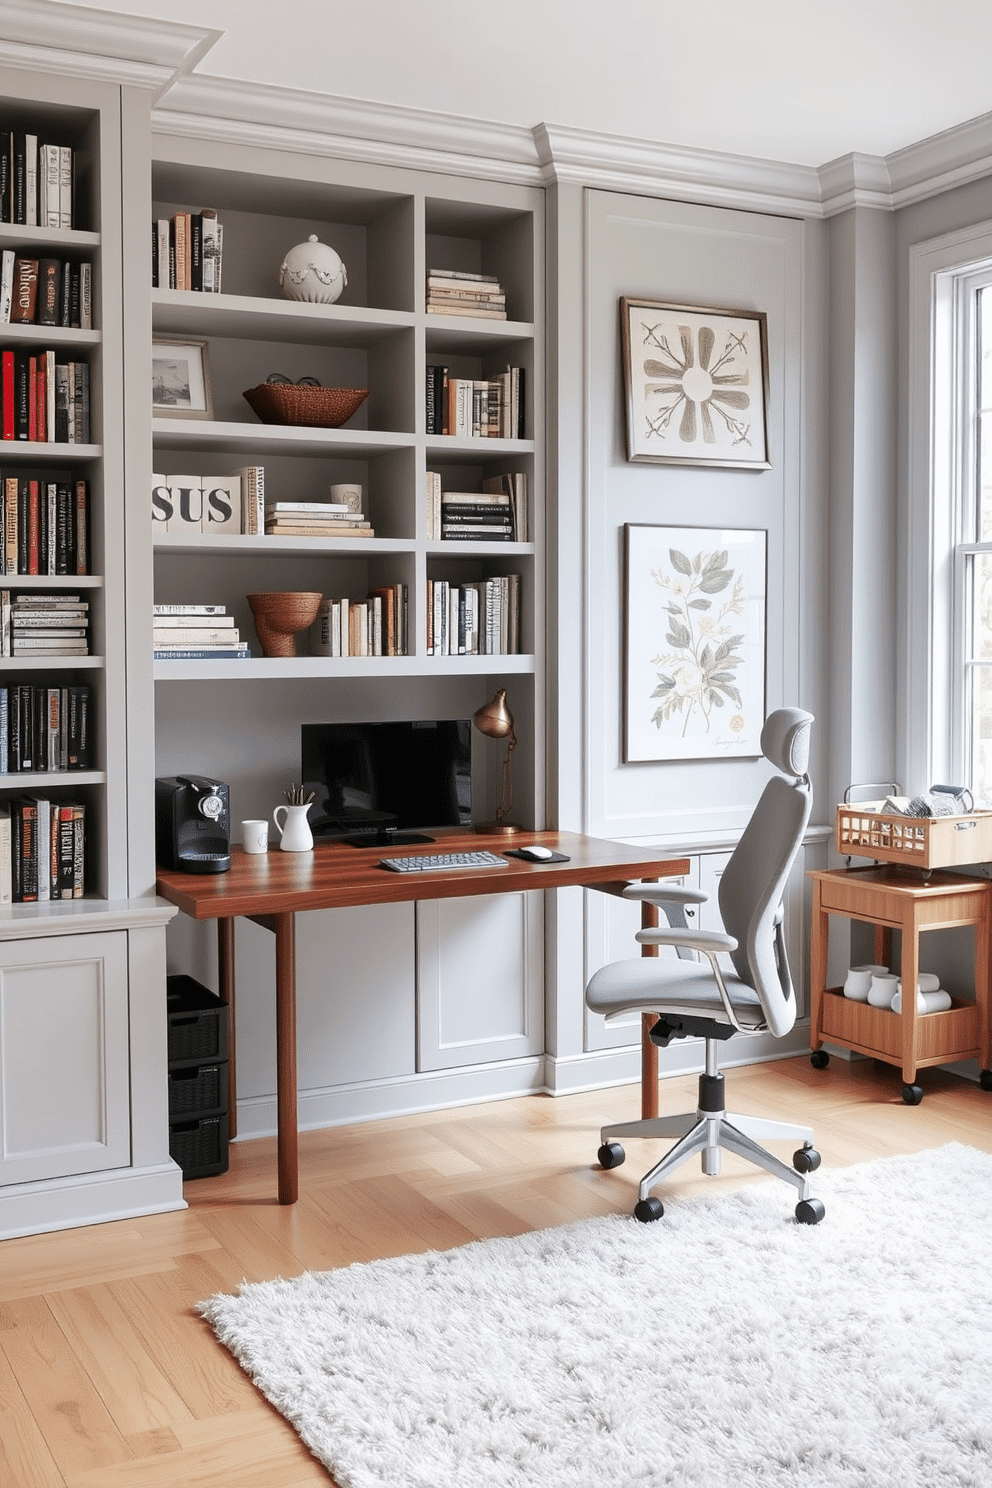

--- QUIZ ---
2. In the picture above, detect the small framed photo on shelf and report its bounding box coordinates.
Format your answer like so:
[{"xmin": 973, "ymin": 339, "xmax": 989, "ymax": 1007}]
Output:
[
  {"xmin": 152, "ymin": 337, "xmax": 213, "ymax": 420},
  {"xmin": 623, "ymin": 523, "xmax": 767, "ymax": 762},
  {"xmin": 620, "ymin": 298, "xmax": 770, "ymax": 469}
]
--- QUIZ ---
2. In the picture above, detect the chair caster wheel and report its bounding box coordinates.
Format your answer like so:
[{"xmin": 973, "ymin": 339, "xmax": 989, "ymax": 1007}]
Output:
[
  {"xmin": 902, "ymin": 1083, "xmax": 924, "ymax": 1105},
  {"xmin": 980, "ymin": 1069, "xmax": 992, "ymax": 1092},
  {"xmin": 810, "ymin": 1049, "xmax": 829, "ymax": 1069},
  {"xmin": 795, "ymin": 1198, "xmax": 825, "ymax": 1225},
  {"xmin": 793, "ymin": 1146, "xmax": 821, "ymax": 1174},
  {"xmin": 634, "ymin": 1196, "xmax": 664, "ymax": 1223},
  {"xmin": 597, "ymin": 1142, "xmax": 625, "ymax": 1170}
]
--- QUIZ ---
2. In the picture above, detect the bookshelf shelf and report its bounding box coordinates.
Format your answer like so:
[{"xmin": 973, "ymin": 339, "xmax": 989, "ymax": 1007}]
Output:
[
  {"xmin": 0, "ymin": 325, "xmax": 101, "ymax": 347},
  {"xmin": 154, "ymin": 533, "xmax": 418, "ymax": 557},
  {"xmin": 0, "ymin": 224, "xmax": 101, "ymax": 250},
  {"xmin": 151, "ymin": 419, "xmax": 412, "ymax": 460},
  {"xmin": 154, "ymin": 651, "xmax": 536, "ymax": 682},
  {"xmin": 152, "ymin": 289, "xmax": 415, "ymax": 346}
]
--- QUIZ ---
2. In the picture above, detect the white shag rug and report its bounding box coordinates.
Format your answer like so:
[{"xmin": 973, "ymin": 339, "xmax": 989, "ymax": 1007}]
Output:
[{"xmin": 198, "ymin": 1144, "xmax": 992, "ymax": 1488}]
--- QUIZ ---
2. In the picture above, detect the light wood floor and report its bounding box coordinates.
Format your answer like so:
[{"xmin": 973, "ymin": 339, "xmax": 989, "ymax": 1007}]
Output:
[{"xmin": 2, "ymin": 1054, "xmax": 991, "ymax": 1487}]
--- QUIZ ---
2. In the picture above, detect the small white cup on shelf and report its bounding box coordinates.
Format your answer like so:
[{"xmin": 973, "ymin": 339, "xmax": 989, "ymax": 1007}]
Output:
[
  {"xmin": 896, "ymin": 972, "xmax": 941, "ymax": 996},
  {"xmin": 242, "ymin": 819, "xmax": 268, "ymax": 854},
  {"xmin": 867, "ymin": 972, "xmax": 899, "ymax": 1008},
  {"xmin": 843, "ymin": 964, "xmax": 888, "ymax": 1001},
  {"xmin": 891, "ymin": 987, "xmax": 953, "ymax": 1015}
]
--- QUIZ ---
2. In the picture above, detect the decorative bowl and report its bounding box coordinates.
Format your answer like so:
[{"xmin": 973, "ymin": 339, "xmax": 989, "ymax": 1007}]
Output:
[
  {"xmin": 242, "ymin": 383, "xmax": 369, "ymax": 428},
  {"xmin": 247, "ymin": 591, "xmax": 322, "ymax": 658},
  {"xmin": 279, "ymin": 234, "xmax": 348, "ymax": 304}
]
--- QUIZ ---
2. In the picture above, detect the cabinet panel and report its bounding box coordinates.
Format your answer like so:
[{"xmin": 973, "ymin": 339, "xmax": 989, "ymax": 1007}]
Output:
[
  {"xmin": 0, "ymin": 930, "xmax": 129, "ymax": 1184},
  {"xmin": 417, "ymin": 891, "xmax": 542, "ymax": 1070}
]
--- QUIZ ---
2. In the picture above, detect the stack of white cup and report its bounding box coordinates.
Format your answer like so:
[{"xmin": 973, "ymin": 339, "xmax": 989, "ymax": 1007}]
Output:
[
  {"xmin": 891, "ymin": 973, "xmax": 952, "ymax": 1014},
  {"xmin": 843, "ymin": 965, "xmax": 888, "ymax": 1001},
  {"xmin": 843, "ymin": 964, "xmax": 951, "ymax": 1012}
]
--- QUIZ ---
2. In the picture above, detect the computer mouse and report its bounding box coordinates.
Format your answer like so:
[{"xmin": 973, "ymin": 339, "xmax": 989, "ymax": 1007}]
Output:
[{"xmin": 517, "ymin": 844, "xmax": 554, "ymax": 861}]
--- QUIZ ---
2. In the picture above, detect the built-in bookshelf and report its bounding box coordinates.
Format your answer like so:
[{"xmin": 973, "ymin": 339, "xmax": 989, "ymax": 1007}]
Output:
[{"xmin": 148, "ymin": 136, "xmax": 544, "ymax": 826}]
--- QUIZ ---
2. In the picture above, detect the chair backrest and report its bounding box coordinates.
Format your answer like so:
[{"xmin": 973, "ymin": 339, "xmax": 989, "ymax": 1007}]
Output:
[{"xmin": 717, "ymin": 709, "xmax": 813, "ymax": 1037}]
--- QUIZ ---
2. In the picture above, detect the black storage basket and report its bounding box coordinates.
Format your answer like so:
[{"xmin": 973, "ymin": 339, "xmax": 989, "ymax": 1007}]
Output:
[
  {"xmin": 169, "ymin": 1112, "xmax": 229, "ymax": 1178},
  {"xmin": 167, "ymin": 1062, "xmax": 225, "ymax": 1118},
  {"xmin": 167, "ymin": 975, "xmax": 229, "ymax": 1066}
]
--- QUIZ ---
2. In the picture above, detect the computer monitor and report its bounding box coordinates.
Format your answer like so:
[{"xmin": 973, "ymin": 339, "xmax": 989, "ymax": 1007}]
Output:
[{"xmin": 301, "ymin": 719, "xmax": 472, "ymax": 846}]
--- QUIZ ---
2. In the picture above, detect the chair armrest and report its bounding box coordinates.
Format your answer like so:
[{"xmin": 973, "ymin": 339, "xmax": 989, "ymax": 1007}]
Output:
[
  {"xmin": 622, "ymin": 883, "xmax": 709, "ymax": 907},
  {"xmin": 635, "ymin": 926, "xmax": 738, "ymax": 954}
]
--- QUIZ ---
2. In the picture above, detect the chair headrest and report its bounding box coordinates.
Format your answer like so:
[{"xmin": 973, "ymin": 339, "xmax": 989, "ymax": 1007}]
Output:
[{"xmin": 760, "ymin": 708, "xmax": 813, "ymax": 779}]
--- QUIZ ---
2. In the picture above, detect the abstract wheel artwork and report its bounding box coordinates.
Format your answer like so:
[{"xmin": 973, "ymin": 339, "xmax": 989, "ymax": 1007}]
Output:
[
  {"xmin": 621, "ymin": 298, "xmax": 770, "ymax": 468},
  {"xmin": 623, "ymin": 524, "xmax": 767, "ymax": 762}
]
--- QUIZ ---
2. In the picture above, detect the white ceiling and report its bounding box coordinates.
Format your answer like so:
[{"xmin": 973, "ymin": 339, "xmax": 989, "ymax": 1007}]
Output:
[{"xmin": 55, "ymin": 0, "xmax": 992, "ymax": 168}]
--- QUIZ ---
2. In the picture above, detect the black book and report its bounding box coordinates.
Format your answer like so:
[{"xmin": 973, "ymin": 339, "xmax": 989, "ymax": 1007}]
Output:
[
  {"xmin": 17, "ymin": 686, "xmax": 33, "ymax": 771},
  {"xmin": 11, "ymin": 131, "xmax": 26, "ymax": 225},
  {"xmin": 152, "ymin": 220, "xmax": 159, "ymax": 289},
  {"xmin": 55, "ymin": 481, "xmax": 73, "ymax": 572},
  {"xmin": 8, "ymin": 684, "xmax": 20, "ymax": 770},
  {"xmin": 37, "ymin": 258, "xmax": 61, "ymax": 326},
  {"xmin": 190, "ymin": 213, "xmax": 203, "ymax": 291},
  {"xmin": 69, "ymin": 267, "xmax": 80, "ymax": 329},
  {"xmin": 9, "ymin": 801, "xmax": 21, "ymax": 900},
  {"xmin": 59, "ymin": 260, "xmax": 73, "ymax": 327},
  {"xmin": 57, "ymin": 805, "xmax": 75, "ymax": 897},
  {"xmin": 13, "ymin": 796, "xmax": 37, "ymax": 901},
  {"xmin": 67, "ymin": 685, "xmax": 89, "ymax": 769},
  {"xmin": 54, "ymin": 362, "xmax": 69, "ymax": 442},
  {"xmin": 0, "ymin": 131, "xmax": 9, "ymax": 223}
]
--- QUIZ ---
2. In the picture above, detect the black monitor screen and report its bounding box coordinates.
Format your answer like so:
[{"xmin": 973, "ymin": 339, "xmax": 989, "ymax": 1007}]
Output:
[{"xmin": 301, "ymin": 720, "xmax": 472, "ymax": 844}]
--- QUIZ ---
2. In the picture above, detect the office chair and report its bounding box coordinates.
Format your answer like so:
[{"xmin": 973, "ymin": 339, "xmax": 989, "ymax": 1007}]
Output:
[{"xmin": 586, "ymin": 708, "xmax": 824, "ymax": 1225}]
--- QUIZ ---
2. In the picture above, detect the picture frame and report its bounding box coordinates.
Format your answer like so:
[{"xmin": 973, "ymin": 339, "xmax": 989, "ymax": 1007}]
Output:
[
  {"xmin": 152, "ymin": 337, "xmax": 213, "ymax": 420},
  {"xmin": 623, "ymin": 524, "xmax": 767, "ymax": 762},
  {"xmin": 620, "ymin": 298, "xmax": 770, "ymax": 469}
]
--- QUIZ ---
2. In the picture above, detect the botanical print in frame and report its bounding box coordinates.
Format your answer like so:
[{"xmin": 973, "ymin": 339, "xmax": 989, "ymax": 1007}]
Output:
[
  {"xmin": 621, "ymin": 298, "xmax": 770, "ymax": 468},
  {"xmin": 624, "ymin": 525, "xmax": 767, "ymax": 762},
  {"xmin": 152, "ymin": 338, "xmax": 213, "ymax": 419}
]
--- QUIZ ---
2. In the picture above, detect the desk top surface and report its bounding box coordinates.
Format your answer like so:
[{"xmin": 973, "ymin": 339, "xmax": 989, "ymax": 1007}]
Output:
[{"xmin": 155, "ymin": 829, "xmax": 690, "ymax": 920}]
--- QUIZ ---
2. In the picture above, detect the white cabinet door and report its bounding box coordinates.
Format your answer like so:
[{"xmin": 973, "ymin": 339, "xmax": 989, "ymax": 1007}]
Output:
[
  {"xmin": 0, "ymin": 932, "xmax": 130, "ymax": 1185},
  {"xmin": 416, "ymin": 893, "xmax": 543, "ymax": 1071}
]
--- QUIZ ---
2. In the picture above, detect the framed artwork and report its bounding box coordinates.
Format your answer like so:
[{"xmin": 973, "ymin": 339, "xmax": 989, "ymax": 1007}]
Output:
[
  {"xmin": 620, "ymin": 298, "xmax": 770, "ymax": 469},
  {"xmin": 623, "ymin": 524, "xmax": 767, "ymax": 762},
  {"xmin": 152, "ymin": 337, "xmax": 213, "ymax": 419}
]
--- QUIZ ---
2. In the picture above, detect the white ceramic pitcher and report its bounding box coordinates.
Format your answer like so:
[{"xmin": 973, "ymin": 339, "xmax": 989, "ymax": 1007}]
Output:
[{"xmin": 272, "ymin": 802, "xmax": 313, "ymax": 852}]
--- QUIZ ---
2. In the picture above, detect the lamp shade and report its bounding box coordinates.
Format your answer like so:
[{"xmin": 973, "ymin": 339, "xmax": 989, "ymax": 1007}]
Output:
[{"xmin": 472, "ymin": 688, "xmax": 514, "ymax": 740}]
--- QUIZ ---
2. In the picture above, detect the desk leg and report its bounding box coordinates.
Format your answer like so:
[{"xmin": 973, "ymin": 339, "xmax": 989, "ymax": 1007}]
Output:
[
  {"xmin": 641, "ymin": 896, "xmax": 659, "ymax": 1120},
  {"xmin": 274, "ymin": 911, "xmax": 298, "ymax": 1205},
  {"xmin": 217, "ymin": 918, "xmax": 237, "ymax": 1140}
]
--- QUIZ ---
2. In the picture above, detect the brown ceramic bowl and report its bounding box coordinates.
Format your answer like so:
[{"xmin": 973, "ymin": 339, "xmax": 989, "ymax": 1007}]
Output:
[{"xmin": 247, "ymin": 591, "xmax": 322, "ymax": 657}]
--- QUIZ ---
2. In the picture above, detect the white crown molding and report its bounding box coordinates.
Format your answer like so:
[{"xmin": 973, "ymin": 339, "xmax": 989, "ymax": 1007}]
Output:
[
  {"xmin": 153, "ymin": 74, "xmax": 544, "ymax": 189},
  {"xmin": 816, "ymin": 154, "xmax": 893, "ymax": 218},
  {"xmin": 0, "ymin": 0, "xmax": 218, "ymax": 99},
  {"xmin": 534, "ymin": 123, "xmax": 825, "ymax": 218},
  {"xmin": 886, "ymin": 110, "xmax": 992, "ymax": 210}
]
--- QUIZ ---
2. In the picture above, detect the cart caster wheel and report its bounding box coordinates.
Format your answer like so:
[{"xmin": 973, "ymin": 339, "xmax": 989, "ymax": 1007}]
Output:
[
  {"xmin": 793, "ymin": 1146, "xmax": 821, "ymax": 1174},
  {"xmin": 796, "ymin": 1198, "xmax": 825, "ymax": 1225},
  {"xmin": 902, "ymin": 1083, "xmax": 924, "ymax": 1105},
  {"xmin": 597, "ymin": 1142, "xmax": 625, "ymax": 1170},
  {"xmin": 810, "ymin": 1050, "xmax": 830, "ymax": 1069},
  {"xmin": 634, "ymin": 1196, "xmax": 664, "ymax": 1223},
  {"xmin": 980, "ymin": 1070, "xmax": 992, "ymax": 1092}
]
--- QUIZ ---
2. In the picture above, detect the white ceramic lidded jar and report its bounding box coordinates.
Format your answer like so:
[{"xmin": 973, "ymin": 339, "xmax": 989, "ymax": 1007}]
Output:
[{"xmin": 279, "ymin": 234, "xmax": 348, "ymax": 304}]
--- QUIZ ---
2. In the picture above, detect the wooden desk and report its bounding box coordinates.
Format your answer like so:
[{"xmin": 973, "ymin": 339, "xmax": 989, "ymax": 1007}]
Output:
[
  {"xmin": 808, "ymin": 865, "xmax": 992, "ymax": 1098},
  {"xmin": 157, "ymin": 828, "xmax": 689, "ymax": 1202}
]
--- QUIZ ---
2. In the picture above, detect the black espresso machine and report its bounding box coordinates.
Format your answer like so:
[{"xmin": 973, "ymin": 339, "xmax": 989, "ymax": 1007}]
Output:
[{"xmin": 155, "ymin": 775, "xmax": 231, "ymax": 873}]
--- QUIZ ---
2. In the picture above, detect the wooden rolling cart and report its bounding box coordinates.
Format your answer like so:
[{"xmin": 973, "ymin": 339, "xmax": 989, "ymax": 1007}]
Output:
[{"xmin": 809, "ymin": 801, "xmax": 992, "ymax": 1103}]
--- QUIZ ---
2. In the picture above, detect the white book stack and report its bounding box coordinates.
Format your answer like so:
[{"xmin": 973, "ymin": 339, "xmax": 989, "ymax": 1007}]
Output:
[
  {"xmin": 426, "ymin": 268, "xmax": 507, "ymax": 320},
  {"xmin": 152, "ymin": 604, "xmax": 251, "ymax": 661},
  {"xmin": 8, "ymin": 593, "xmax": 89, "ymax": 656},
  {"xmin": 264, "ymin": 499, "xmax": 374, "ymax": 539}
]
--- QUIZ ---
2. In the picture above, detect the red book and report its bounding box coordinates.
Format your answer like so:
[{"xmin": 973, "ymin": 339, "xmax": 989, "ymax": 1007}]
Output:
[
  {"xmin": 1, "ymin": 350, "xmax": 13, "ymax": 440},
  {"xmin": 27, "ymin": 356, "xmax": 37, "ymax": 441},
  {"xmin": 27, "ymin": 479, "xmax": 39, "ymax": 574},
  {"xmin": 35, "ymin": 351, "xmax": 46, "ymax": 442}
]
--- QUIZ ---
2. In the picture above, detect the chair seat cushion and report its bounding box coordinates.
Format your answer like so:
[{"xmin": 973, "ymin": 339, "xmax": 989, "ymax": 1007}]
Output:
[{"xmin": 585, "ymin": 956, "xmax": 767, "ymax": 1029}]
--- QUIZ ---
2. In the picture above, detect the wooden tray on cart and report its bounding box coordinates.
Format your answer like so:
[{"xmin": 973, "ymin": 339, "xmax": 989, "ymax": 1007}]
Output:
[{"xmin": 836, "ymin": 803, "xmax": 992, "ymax": 871}]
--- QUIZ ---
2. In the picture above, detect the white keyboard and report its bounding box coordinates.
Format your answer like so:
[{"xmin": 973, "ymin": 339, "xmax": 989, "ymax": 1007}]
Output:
[{"xmin": 379, "ymin": 850, "xmax": 509, "ymax": 873}]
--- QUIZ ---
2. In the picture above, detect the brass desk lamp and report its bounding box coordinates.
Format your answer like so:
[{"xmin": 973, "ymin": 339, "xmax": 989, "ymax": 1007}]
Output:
[{"xmin": 472, "ymin": 688, "xmax": 519, "ymax": 834}]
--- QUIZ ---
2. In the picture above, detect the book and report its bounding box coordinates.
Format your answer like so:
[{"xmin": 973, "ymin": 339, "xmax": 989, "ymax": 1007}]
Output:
[
  {"xmin": 37, "ymin": 259, "xmax": 60, "ymax": 326},
  {"xmin": 239, "ymin": 465, "xmax": 265, "ymax": 535},
  {"xmin": 0, "ymin": 805, "xmax": 10, "ymax": 904},
  {"xmin": 58, "ymin": 146, "xmax": 72, "ymax": 230},
  {"xmin": 155, "ymin": 218, "xmax": 171, "ymax": 289},
  {"xmin": 152, "ymin": 613, "xmax": 235, "ymax": 628},
  {"xmin": 152, "ymin": 603, "xmax": 228, "ymax": 615},
  {"xmin": 200, "ymin": 208, "xmax": 219, "ymax": 292},
  {"xmin": 10, "ymin": 257, "xmax": 38, "ymax": 323},
  {"xmin": 153, "ymin": 647, "xmax": 252, "ymax": 660},
  {"xmin": 263, "ymin": 521, "xmax": 374, "ymax": 537},
  {"xmin": 0, "ymin": 132, "xmax": 9, "ymax": 224},
  {"xmin": 0, "ymin": 250, "xmax": 14, "ymax": 324},
  {"xmin": 152, "ymin": 628, "xmax": 242, "ymax": 646}
]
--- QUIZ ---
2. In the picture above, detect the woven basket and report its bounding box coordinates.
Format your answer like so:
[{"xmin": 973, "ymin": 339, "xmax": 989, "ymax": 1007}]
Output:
[{"xmin": 242, "ymin": 384, "xmax": 369, "ymax": 428}]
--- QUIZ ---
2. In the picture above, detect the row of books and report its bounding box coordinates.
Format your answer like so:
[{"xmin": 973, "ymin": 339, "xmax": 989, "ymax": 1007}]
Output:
[
  {"xmin": 152, "ymin": 467, "xmax": 264, "ymax": 536},
  {"xmin": 152, "ymin": 604, "xmax": 249, "ymax": 661},
  {"xmin": 426, "ymin": 575, "xmax": 521, "ymax": 656},
  {"xmin": 152, "ymin": 210, "xmax": 223, "ymax": 293},
  {"xmin": 1, "ymin": 594, "xmax": 90, "ymax": 658},
  {"xmin": 0, "ymin": 252, "xmax": 92, "ymax": 329},
  {"xmin": 0, "ymin": 132, "xmax": 74, "ymax": 229},
  {"xmin": 265, "ymin": 496, "xmax": 373, "ymax": 539},
  {"xmin": 425, "ymin": 365, "xmax": 524, "ymax": 438},
  {"xmin": 0, "ymin": 798, "xmax": 85, "ymax": 903},
  {"xmin": 0, "ymin": 685, "xmax": 91, "ymax": 773},
  {"xmin": 426, "ymin": 269, "xmax": 507, "ymax": 321},
  {"xmin": 1, "ymin": 475, "xmax": 88, "ymax": 575},
  {"xmin": 1, "ymin": 350, "xmax": 90, "ymax": 443},
  {"xmin": 315, "ymin": 586, "xmax": 409, "ymax": 657},
  {"xmin": 425, "ymin": 472, "xmax": 527, "ymax": 543}
]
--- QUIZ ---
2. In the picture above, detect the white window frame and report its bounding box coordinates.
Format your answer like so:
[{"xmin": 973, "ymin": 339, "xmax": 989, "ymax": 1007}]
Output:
[{"xmin": 906, "ymin": 222, "xmax": 992, "ymax": 798}]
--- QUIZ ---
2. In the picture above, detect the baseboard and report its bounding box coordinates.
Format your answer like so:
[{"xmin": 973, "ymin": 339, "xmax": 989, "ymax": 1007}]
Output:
[
  {"xmin": 0, "ymin": 1161, "xmax": 186, "ymax": 1241},
  {"xmin": 233, "ymin": 1058, "xmax": 548, "ymax": 1140}
]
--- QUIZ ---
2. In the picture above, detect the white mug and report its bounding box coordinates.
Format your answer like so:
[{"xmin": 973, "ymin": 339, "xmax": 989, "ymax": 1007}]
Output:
[
  {"xmin": 242, "ymin": 819, "xmax": 268, "ymax": 854},
  {"xmin": 891, "ymin": 988, "xmax": 952, "ymax": 1015},
  {"xmin": 843, "ymin": 964, "xmax": 887, "ymax": 1001},
  {"xmin": 867, "ymin": 972, "xmax": 899, "ymax": 1009},
  {"xmin": 329, "ymin": 482, "xmax": 362, "ymax": 511}
]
